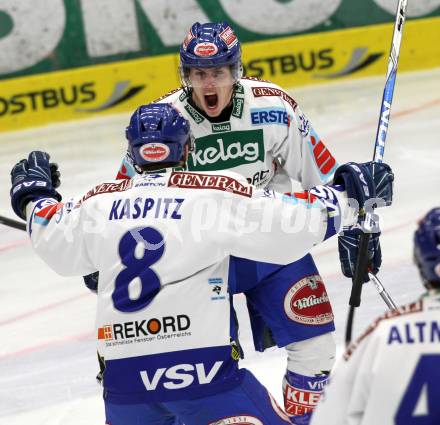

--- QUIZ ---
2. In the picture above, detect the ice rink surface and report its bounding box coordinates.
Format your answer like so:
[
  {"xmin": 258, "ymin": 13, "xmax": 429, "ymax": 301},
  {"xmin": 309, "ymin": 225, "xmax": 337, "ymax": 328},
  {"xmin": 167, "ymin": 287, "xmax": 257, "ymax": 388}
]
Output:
[{"xmin": 0, "ymin": 68, "xmax": 439, "ymax": 424}]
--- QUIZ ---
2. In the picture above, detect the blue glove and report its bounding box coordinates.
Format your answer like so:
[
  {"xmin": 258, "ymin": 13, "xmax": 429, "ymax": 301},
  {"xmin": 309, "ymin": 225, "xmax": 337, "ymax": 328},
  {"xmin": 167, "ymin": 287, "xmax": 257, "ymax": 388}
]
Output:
[
  {"xmin": 333, "ymin": 161, "xmax": 393, "ymax": 282},
  {"xmin": 10, "ymin": 151, "xmax": 62, "ymax": 220},
  {"xmin": 338, "ymin": 230, "xmax": 381, "ymax": 282},
  {"xmin": 333, "ymin": 161, "xmax": 393, "ymax": 210},
  {"xmin": 83, "ymin": 271, "xmax": 99, "ymax": 293},
  {"xmin": 371, "ymin": 161, "xmax": 394, "ymax": 206}
]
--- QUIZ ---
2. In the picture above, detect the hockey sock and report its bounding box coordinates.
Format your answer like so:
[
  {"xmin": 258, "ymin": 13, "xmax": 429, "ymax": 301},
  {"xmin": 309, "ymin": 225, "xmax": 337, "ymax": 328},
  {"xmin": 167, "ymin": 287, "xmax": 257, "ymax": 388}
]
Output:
[{"xmin": 282, "ymin": 370, "xmax": 328, "ymax": 425}]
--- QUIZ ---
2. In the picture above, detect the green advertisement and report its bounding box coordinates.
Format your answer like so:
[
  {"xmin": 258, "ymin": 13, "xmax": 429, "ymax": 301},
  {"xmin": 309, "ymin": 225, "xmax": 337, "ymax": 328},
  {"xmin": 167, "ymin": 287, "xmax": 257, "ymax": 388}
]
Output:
[
  {"xmin": 188, "ymin": 130, "xmax": 265, "ymax": 171},
  {"xmin": 1, "ymin": 0, "xmax": 439, "ymax": 81}
]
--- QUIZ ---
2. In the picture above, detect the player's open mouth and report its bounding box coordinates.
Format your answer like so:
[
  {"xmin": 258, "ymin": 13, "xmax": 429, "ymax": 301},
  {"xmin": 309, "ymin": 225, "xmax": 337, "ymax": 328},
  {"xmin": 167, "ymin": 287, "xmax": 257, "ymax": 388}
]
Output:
[{"xmin": 204, "ymin": 93, "xmax": 218, "ymax": 109}]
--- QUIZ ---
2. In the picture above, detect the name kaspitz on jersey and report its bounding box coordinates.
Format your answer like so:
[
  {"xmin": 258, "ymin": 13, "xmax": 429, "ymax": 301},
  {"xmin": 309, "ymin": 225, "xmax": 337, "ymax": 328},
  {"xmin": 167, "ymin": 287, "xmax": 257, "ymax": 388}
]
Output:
[{"xmin": 109, "ymin": 197, "xmax": 184, "ymax": 221}]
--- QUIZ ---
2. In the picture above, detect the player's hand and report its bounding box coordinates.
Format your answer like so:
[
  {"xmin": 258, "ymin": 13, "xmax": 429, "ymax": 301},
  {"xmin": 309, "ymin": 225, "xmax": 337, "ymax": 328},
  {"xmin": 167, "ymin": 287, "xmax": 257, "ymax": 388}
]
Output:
[
  {"xmin": 333, "ymin": 161, "xmax": 392, "ymax": 282},
  {"xmin": 10, "ymin": 151, "xmax": 62, "ymax": 220},
  {"xmin": 338, "ymin": 230, "xmax": 381, "ymax": 282},
  {"xmin": 333, "ymin": 161, "xmax": 394, "ymax": 209}
]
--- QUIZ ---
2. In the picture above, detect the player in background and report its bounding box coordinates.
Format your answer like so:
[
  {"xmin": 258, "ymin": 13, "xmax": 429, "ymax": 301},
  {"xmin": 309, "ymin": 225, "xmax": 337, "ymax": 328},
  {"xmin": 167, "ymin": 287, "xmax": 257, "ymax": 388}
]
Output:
[
  {"xmin": 10, "ymin": 104, "xmax": 393, "ymax": 425},
  {"xmin": 310, "ymin": 207, "xmax": 440, "ymax": 425},
  {"xmin": 110, "ymin": 22, "xmax": 383, "ymax": 423}
]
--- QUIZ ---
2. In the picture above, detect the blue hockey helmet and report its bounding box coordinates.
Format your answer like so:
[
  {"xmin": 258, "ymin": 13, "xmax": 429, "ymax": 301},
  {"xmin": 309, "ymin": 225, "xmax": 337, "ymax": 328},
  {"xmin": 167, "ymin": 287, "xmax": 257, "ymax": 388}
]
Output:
[
  {"xmin": 125, "ymin": 103, "xmax": 193, "ymax": 169},
  {"xmin": 179, "ymin": 22, "xmax": 243, "ymax": 86},
  {"xmin": 414, "ymin": 207, "xmax": 440, "ymax": 288}
]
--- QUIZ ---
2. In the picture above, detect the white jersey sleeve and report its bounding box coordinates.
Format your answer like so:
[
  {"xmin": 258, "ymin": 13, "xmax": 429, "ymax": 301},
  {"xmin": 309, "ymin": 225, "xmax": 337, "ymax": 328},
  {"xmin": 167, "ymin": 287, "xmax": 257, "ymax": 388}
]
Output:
[
  {"xmin": 311, "ymin": 295, "xmax": 440, "ymax": 425},
  {"xmin": 217, "ymin": 185, "xmax": 348, "ymax": 265},
  {"xmin": 26, "ymin": 171, "xmax": 353, "ymax": 278},
  {"xmin": 26, "ymin": 197, "xmax": 96, "ymax": 276}
]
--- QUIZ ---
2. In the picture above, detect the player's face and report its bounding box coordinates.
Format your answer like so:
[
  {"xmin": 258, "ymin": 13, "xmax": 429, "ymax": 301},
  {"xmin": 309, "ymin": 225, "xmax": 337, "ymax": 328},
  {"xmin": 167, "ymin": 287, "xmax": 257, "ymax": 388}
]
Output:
[{"xmin": 189, "ymin": 66, "xmax": 234, "ymax": 117}]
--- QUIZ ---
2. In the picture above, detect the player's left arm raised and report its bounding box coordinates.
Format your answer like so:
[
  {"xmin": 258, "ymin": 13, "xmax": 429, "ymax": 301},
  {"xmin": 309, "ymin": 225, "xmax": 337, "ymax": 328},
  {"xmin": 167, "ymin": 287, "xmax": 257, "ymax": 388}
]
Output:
[{"xmin": 10, "ymin": 151, "xmax": 96, "ymax": 276}]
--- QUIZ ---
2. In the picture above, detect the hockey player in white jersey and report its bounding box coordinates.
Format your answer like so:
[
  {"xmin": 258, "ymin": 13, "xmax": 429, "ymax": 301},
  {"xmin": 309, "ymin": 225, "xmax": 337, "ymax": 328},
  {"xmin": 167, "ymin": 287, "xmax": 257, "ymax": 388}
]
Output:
[
  {"xmin": 10, "ymin": 103, "xmax": 393, "ymax": 424},
  {"xmin": 110, "ymin": 22, "xmax": 385, "ymax": 423},
  {"xmin": 310, "ymin": 207, "xmax": 440, "ymax": 425}
]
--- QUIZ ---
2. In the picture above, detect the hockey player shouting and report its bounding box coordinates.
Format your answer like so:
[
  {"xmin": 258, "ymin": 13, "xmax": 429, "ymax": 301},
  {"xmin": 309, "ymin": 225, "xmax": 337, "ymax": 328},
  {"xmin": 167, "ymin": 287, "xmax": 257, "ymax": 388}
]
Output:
[
  {"xmin": 311, "ymin": 207, "xmax": 440, "ymax": 425},
  {"xmin": 112, "ymin": 22, "xmax": 384, "ymax": 423},
  {"xmin": 10, "ymin": 103, "xmax": 393, "ymax": 424}
]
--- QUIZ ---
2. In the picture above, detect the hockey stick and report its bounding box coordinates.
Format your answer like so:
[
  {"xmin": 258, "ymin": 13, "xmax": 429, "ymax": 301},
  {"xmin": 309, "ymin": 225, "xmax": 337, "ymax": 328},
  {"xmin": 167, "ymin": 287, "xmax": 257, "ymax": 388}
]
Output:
[
  {"xmin": 345, "ymin": 272, "xmax": 397, "ymax": 345},
  {"xmin": 0, "ymin": 215, "xmax": 26, "ymax": 231},
  {"xmin": 345, "ymin": 0, "xmax": 408, "ymax": 346},
  {"xmin": 368, "ymin": 272, "xmax": 397, "ymax": 311}
]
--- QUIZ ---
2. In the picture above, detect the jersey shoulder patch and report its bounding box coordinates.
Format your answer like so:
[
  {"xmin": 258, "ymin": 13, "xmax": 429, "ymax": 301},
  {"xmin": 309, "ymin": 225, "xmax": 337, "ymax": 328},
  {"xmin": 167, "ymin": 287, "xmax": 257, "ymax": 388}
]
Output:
[{"xmin": 32, "ymin": 200, "xmax": 64, "ymax": 227}]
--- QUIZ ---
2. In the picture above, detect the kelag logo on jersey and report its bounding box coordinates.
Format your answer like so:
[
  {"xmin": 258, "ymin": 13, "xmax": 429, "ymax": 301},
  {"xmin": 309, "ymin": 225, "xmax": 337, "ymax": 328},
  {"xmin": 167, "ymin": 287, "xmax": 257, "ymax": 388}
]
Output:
[
  {"xmin": 250, "ymin": 107, "xmax": 289, "ymax": 126},
  {"xmin": 211, "ymin": 122, "xmax": 231, "ymax": 133},
  {"xmin": 184, "ymin": 103, "xmax": 205, "ymax": 124},
  {"xmin": 188, "ymin": 130, "xmax": 264, "ymax": 171}
]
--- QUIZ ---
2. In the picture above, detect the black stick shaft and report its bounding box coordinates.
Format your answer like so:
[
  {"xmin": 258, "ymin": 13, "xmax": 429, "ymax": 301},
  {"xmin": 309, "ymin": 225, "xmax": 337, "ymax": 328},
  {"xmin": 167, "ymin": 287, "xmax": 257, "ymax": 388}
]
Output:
[
  {"xmin": 345, "ymin": 305, "xmax": 355, "ymax": 347},
  {"xmin": 346, "ymin": 232, "xmax": 372, "ymax": 347},
  {"xmin": 349, "ymin": 232, "xmax": 371, "ymax": 307},
  {"xmin": 0, "ymin": 215, "xmax": 26, "ymax": 231}
]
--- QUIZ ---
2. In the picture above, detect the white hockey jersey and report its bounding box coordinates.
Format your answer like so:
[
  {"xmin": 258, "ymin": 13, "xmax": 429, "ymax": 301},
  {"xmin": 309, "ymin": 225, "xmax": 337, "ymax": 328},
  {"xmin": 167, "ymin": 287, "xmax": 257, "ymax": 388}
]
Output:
[
  {"xmin": 311, "ymin": 291, "xmax": 440, "ymax": 425},
  {"xmin": 27, "ymin": 170, "xmax": 353, "ymax": 403},
  {"xmin": 117, "ymin": 77, "xmax": 338, "ymax": 193}
]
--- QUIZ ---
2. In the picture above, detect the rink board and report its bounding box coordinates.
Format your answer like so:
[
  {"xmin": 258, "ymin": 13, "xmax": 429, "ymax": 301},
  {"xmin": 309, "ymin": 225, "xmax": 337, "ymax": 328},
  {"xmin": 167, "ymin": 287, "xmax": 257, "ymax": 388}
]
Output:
[{"xmin": 0, "ymin": 17, "xmax": 439, "ymax": 132}]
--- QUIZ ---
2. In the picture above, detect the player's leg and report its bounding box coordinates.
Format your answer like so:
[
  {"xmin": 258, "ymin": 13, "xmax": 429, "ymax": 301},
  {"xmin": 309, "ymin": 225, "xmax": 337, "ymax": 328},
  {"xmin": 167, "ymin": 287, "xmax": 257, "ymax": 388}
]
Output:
[
  {"xmin": 237, "ymin": 254, "xmax": 336, "ymax": 425},
  {"xmin": 164, "ymin": 368, "xmax": 292, "ymax": 424},
  {"xmin": 282, "ymin": 334, "xmax": 334, "ymax": 425},
  {"xmin": 104, "ymin": 400, "xmax": 176, "ymax": 425}
]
